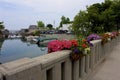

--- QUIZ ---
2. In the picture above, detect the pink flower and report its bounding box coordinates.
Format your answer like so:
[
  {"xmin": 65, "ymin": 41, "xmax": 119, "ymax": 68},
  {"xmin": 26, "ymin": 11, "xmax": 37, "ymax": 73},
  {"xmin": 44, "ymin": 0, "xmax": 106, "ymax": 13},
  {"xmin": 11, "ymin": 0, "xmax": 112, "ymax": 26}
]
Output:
[
  {"xmin": 48, "ymin": 40, "xmax": 63, "ymax": 53},
  {"xmin": 62, "ymin": 40, "xmax": 72, "ymax": 49}
]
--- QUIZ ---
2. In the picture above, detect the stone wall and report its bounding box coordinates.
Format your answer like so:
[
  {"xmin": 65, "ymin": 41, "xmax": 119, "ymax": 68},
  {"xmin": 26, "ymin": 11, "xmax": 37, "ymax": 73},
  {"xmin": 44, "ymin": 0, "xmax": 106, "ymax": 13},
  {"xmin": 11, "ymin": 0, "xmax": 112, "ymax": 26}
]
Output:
[
  {"xmin": 0, "ymin": 36, "xmax": 119, "ymax": 80},
  {"xmin": 42, "ymin": 34, "xmax": 75, "ymax": 40}
]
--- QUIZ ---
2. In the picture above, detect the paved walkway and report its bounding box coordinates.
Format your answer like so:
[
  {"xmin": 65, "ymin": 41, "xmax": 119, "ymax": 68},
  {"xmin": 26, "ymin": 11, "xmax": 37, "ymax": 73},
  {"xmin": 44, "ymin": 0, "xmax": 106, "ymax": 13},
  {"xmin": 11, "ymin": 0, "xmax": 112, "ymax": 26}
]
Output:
[{"xmin": 91, "ymin": 42, "xmax": 120, "ymax": 80}]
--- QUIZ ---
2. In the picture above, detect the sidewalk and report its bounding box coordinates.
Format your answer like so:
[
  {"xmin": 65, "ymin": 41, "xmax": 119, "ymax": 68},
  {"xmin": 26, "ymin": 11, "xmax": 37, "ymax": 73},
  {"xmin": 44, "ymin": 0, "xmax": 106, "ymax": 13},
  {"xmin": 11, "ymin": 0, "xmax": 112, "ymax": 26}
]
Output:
[{"xmin": 91, "ymin": 42, "xmax": 120, "ymax": 80}]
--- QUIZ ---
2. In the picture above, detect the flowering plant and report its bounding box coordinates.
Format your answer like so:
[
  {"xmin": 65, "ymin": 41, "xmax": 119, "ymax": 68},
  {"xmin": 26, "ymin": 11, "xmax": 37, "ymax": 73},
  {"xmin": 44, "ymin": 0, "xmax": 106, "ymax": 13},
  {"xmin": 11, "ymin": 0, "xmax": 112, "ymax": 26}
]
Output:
[
  {"xmin": 48, "ymin": 39, "xmax": 78, "ymax": 53},
  {"xmin": 110, "ymin": 32, "xmax": 119, "ymax": 39},
  {"xmin": 101, "ymin": 33, "xmax": 110, "ymax": 45},
  {"xmin": 48, "ymin": 38, "xmax": 92, "ymax": 61},
  {"xmin": 87, "ymin": 34, "xmax": 101, "ymax": 42},
  {"xmin": 69, "ymin": 37, "xmax": 91, "ymax": 61},
  {"xmin": 86, "ymin": 34, "xmax": 101, "ymax": 46},
  {"xmin": 48, "ymin": 40, "xmax": 64, "ymax": 53},
  {"xmin": 100, "ymin": 32, "xmax": 119, "ymax": 45}
]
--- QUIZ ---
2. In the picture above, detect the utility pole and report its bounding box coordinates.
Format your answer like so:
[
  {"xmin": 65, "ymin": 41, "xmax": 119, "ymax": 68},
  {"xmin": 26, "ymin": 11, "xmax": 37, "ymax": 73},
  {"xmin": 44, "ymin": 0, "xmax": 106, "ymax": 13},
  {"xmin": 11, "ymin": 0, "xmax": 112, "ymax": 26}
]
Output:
[{"xmin": 53, "ymin": 20, "xmax": 55, "ymax": 28}]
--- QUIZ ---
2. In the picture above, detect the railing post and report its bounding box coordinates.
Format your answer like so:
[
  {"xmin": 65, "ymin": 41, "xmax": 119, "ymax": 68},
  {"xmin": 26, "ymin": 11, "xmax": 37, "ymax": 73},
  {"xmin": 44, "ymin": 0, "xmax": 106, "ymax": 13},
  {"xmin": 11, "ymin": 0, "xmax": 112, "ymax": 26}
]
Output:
[
  {"xmin": 0, "ymin": 73, "xmax": 3, "ymax": 80},
  {"xmin": 41, "ymin": 69, "xmax": 47, "ymax": 80},
  {"xmin": 98, "ymin": 42, "xmax": 102, "ymax": 61},
  {"xmin": 90, "ymin": 47, "xmax": 94, "ymax": 69},
  {"xmin": 89, "ymin": 52, "xmax": 93, "ymax": 69},
  {"xmin": 118, "ymin": 36, "xmax": 120, "ymax": 42},
  {"xmin": 72, "ymin": 60, "xmax": 79, "ymax": 80},
  {"xmin": 93, "ymin": 44, "xmax": 97, "ymax": 68},
  {"xmin": 85, "ymin": 55, "xmax": 90, "ymax": 73},
  {"xmin": 96, "ymin": 43, "xmax": 100, "ymax": 63},
  {"xmin": 64, "ymin": 59, "xmax": 72, "ymax": 80},
  {"xmin": 80, "ymin": 57, "xmax": 86, "ymax": 78},
  {"xmin": 53, "ymin": 63, "xmax": 61, "ymax": 80}
]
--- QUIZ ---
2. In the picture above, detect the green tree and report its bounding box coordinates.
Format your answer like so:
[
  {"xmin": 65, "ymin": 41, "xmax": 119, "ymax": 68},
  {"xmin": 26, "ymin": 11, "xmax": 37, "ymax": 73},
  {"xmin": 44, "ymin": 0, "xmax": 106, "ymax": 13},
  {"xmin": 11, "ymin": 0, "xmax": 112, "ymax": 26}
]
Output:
[
  {"xmin": 87, "ymin": 0, "xmax": 120, "ymax": 32},
  {"xmin": 61, "ymin": 16, "xmax": 66, "ymax": 24},
  {"xmin": 56, "ymin": 27, "xmax": 60, "ymax": 30},
  {"xmin": 46, "ymin": 24, "xmax": 53, "ymax": 30},
  {"xmin": 111, "ymin": 0, "xmax": 120, "ymax": 31},
  {"xmin": 87, "ymin": 3, "xmax": 104, "ymax": 33},
  {"xmin": 100, "ymin": 0, "xmax": 115, "ymax": 32},
  {"xmin": 0, "ymin": 22, "xmax": 4, "ymax": 30},
  {"xmin": 72, "ymin": 0, "xmax": 120, "ymax": 35},
  {"xmin": 33, "ymin": 30, "xmax": 40, "ymax": 36},
  {"xmin": 72, "ymin": 11, "xmax": 90, "ymax": 37},
  {"xmin": 59, "ymin": 16, "xmax": 71, "ymax": 27},
  {"xmin": 66, "ymin": 18, "xmax": 70, "ymax": 23},
  {"xmin": 101, "ymin": 8, "xmax": 115, "ymax": 32},
  {"xmin": 37, "ymin": 21, "xmax": 45, "ymax": 29}
]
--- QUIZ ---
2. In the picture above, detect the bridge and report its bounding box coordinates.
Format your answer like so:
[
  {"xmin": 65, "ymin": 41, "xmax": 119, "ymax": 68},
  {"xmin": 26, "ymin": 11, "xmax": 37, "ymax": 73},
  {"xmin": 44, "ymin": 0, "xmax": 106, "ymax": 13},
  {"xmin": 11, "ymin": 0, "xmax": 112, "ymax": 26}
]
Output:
[
  {"xmin": 0, "ymin": 36, "xmax": 120, "ymax": 80},
  {"xmin": 91, "ymin": 40, "xmax": 120, "ymax": 80}
]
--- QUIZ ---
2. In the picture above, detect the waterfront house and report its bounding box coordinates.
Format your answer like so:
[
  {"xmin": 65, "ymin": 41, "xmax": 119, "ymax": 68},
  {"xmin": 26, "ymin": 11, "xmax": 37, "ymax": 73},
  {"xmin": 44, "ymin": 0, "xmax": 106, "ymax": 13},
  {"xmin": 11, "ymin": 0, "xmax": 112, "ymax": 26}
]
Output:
[
  {"xmin": 60, "ymin": 23, "xmax": 72, "ymax": 30},
  {"xmin": 19, "ymin": 29, "xmax": 29, "ymax": 36},
  {"xmin": 29, "ymin": 25, "xmax": 38, "ymax": 31},
  {"xmin": 1, "ymin": 29, "xmax": 9, "ymax": 38}
]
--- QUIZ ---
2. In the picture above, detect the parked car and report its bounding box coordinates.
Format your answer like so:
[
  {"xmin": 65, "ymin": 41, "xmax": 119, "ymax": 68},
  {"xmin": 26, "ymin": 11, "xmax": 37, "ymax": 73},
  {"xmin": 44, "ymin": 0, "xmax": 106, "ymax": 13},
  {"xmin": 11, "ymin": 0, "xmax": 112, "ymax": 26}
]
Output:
[{"xmin": 56, "ymin": 30, "xmax": 68, "ymax": 34}]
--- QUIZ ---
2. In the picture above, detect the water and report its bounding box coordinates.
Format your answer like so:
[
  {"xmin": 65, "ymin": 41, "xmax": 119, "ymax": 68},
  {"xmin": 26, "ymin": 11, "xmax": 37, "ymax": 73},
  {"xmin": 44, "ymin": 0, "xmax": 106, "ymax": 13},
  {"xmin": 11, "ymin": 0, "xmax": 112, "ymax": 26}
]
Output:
[{"xmin": 0, "ymin": 39, "xmax": 48, "ymax": 63}]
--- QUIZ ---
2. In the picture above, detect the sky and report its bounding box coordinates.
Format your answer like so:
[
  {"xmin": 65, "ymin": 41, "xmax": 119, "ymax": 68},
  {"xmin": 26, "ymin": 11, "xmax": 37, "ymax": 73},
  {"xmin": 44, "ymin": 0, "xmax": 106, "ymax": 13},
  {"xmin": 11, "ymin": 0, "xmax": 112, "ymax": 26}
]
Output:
[{"xmin": 0, "ymin": 0, "xmax": 104, "ymax": 30}]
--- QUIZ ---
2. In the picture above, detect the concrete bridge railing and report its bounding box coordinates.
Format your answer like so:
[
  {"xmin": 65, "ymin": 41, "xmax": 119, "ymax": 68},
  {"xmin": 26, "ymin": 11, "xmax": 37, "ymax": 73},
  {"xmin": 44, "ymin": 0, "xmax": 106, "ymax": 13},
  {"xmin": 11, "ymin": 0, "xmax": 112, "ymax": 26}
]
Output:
[{"xmin": 0, "ymin": 36, "xmax": 120, "ymax": 80}]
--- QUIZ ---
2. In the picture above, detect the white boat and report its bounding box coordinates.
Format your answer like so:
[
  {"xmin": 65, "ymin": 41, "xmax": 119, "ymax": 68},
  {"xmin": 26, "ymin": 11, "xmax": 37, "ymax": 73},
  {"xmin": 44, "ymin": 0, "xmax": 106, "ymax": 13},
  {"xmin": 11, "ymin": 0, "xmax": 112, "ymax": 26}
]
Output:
[{"xmin": 8, "ymin": 35, "xmax": 22, "ymax": 39}]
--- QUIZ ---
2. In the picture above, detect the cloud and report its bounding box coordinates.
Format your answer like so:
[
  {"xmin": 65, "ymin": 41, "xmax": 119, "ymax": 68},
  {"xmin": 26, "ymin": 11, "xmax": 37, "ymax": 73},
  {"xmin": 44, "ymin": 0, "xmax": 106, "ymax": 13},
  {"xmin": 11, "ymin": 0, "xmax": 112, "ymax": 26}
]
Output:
[
  {"xmin": 0, "ymin": 0, "xmax": 104, "ymax": 12},
  {"xmin": 0, "ymin": 0, "xmax": 104, "ymax": 30}
]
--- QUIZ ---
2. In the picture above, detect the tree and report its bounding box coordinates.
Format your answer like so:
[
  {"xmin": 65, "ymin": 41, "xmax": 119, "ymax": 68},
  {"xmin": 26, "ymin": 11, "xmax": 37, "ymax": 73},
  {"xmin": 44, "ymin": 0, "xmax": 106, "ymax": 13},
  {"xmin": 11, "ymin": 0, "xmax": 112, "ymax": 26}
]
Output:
[
  {"xmin": 37, "ymin": 21, "xmax": 45, "ymax": 29},
  {"xmin": 100, "ymin": 0, "xmax": 115, "ymax": 32},
  {"xmin": 0, "ymin": 22, "xmax": 4, "ymax": 30},
  {"xmin": 61, "ymin": 16, "xmax": 66, "ymax": 24},
  {"xmin": 33, "ymin": 30, "xmax": 40, "ymax": 36},
  {"xmin": 59, "ymin": 16, "xmax": 71, "ymax": 27},
  {"xmin": 87, "ymin": 0, "xmax": 120, "ymax": 32},
  {"xmin": 101, "ymin": 8, "xmax": 115, "ymax": 32},
  {"xmin": 111, "ymin": 0, "xmax": 120, "ymax": 31},
  {"xmin": 46, "ymin": 24, "xmax": 53, "ymax": 30},
  {"xmin": 72, "ymin": 0, "xmax": 120, "ymax": 35},
  {"xmin": 72, "ymin": 11, "xmax": 90, "ymax": 37},
  {"xmin": 56, "ymin": 27, "xmax": 60, "ymax": 30},
  {"xmin": 87, "ymin": 3, "xmax": 104, "ymax": 33}
]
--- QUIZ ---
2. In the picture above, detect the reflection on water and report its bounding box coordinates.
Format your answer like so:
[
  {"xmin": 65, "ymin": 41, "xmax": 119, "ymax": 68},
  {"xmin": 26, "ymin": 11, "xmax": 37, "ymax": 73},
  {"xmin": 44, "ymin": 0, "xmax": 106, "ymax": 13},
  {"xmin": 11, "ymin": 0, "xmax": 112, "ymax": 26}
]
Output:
[
  {"xmin": 37, "ymin": 43, "xmax": 47, "ymax": 51},
  {"xmin": 0, "ymin": 38, "xmax": 48, "ymax": 63},
  {"xmin": 0, "ymin": 39, "xmax": 4, "ymax": 49}
]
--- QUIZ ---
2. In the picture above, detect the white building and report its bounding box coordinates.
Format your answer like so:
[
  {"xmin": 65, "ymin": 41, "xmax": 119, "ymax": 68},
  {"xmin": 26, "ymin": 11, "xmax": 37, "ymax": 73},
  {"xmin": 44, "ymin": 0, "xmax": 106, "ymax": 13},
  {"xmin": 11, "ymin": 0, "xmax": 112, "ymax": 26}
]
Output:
[{"xmin": 60, "ymin": 24, "xmax": 72, "ymax": 30}]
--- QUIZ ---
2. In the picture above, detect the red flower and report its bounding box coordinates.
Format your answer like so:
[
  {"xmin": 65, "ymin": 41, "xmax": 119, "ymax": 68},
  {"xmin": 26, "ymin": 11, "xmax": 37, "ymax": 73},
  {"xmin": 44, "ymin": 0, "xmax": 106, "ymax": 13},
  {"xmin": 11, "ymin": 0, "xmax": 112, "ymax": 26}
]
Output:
[
  {"xmin": 70, "ymin": 40, "xmax": 78, "ymax": 47},
  {"xmin": 82, "ymin": 44, "xmax": 87, "ymax": 48}
]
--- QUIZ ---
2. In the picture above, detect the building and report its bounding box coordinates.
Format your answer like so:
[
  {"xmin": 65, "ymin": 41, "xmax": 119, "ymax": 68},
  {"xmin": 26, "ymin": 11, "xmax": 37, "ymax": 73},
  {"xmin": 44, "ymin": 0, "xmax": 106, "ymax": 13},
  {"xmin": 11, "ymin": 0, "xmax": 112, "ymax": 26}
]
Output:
[
  {"xmin": 1, "ymin": 29, "xmax": 9, "ymax": 38},
  {"xmin": 29, "ymin": 25, "xmax": 38, "ymax": 31},
  {"xmin": 19, "ymin": 29, "xmax": 29, "ymax": 36},
  {"xmin": 60, "ymin": 23, "xmax": 72, "ymax": 30}
]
